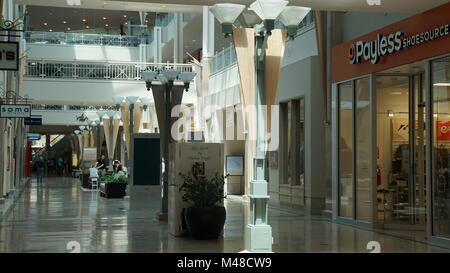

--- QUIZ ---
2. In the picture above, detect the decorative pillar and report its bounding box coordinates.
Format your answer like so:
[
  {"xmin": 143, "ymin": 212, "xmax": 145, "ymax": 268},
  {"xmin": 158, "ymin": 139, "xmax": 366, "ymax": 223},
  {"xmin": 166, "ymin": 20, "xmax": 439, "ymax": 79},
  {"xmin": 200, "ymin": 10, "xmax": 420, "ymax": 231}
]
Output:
[
  {"xmin": 153, "ymin": 26, "xmax": 162, "ymax": 63},
  {"xmin": 173, "ymin": 13, "xmax": 184, "ymax": 63}
]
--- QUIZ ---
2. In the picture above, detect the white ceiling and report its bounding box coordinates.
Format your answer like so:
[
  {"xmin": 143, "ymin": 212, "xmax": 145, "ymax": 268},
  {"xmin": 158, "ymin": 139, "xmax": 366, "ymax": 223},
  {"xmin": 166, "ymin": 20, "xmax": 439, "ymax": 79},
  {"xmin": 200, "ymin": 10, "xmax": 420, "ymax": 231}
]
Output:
[
  {"xmin": 15, "ymin": 0, "xmax": 449, "ymax": 13},
  {"xmin": 15, "ymin": 0, "xmax": 203, "ymax": 13}
]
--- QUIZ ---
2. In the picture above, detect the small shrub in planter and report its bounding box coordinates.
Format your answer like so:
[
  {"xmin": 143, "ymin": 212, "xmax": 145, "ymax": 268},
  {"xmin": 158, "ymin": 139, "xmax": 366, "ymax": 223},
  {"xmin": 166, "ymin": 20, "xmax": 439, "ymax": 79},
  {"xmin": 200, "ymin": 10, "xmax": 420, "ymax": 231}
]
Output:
[
  {"xmin": 99, "ymin": 175, "xmax": 128, "ymax": 198},
  {"xmin": 179, "ymin": 171, "xmax": 229, "ymax": 240}
]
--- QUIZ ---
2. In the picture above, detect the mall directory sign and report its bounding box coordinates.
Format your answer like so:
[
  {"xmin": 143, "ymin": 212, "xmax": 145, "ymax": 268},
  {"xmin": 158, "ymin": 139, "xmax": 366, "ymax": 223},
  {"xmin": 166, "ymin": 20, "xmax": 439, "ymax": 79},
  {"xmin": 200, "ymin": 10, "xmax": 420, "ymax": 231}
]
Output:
[{"xmin": 0, "ymin": 104, "xmax": 31, "ymax": 118}]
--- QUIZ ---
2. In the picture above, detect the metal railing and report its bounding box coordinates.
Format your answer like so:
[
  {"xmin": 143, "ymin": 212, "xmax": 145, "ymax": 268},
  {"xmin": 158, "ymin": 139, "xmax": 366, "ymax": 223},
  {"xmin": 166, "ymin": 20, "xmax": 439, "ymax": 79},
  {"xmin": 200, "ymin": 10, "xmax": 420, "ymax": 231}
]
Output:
[
  {"xmin": 210, "ymin": 45, "xmax": 236, "ymax": 74},
  {"xmin": 25, "ymin": 31, "xmax": 144, "ymax": 47},
  {"xmin": 25, "ymin": 59, "xmax": 193, "ymax": 81},
  {"xmin": 156, "ymin": 13, "xmax": 175, "ymax": 27},
  {"xmin": 31, "ymin": 104, "xmax": 120, "ymax": 111}
]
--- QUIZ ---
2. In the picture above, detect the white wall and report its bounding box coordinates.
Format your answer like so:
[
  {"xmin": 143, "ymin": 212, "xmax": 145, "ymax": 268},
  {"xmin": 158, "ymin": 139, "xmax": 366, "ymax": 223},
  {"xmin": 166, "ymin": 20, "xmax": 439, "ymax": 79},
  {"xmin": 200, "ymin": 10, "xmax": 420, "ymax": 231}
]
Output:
[
  {"xmin": 270, "ymin": 56, "xmax": 325, "ymax": 213},
  {"xmin": 341, "ymin": 12, "xmax": 411, "ymax": 41},
  {"xmin": 282, "ymin": 26, "xmax": 318, "ymax": 67},
  {"xmin": 27, "ymin": 44, "xmax": 141, "ymax": 62},
  {"xmin": 24, "ymin": 78, "xmax": 198, "ymax": 105}
]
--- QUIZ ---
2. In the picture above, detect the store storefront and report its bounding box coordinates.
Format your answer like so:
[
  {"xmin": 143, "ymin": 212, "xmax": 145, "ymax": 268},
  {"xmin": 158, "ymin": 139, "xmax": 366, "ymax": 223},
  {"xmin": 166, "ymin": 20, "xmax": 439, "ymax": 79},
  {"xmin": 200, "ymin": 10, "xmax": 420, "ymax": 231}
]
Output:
[{"xmin": 331, "ymin": 3, "xmax": 450, "ymax": 248}]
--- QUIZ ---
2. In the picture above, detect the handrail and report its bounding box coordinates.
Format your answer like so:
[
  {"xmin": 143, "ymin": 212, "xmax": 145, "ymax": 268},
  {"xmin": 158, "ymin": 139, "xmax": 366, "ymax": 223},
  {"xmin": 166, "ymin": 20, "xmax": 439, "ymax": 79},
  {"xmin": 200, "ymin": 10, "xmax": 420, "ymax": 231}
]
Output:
[
  {"xmin": 25, "ymin": 31, "xmax": 146, "ymax": 47},
  {"xmin": 26, "ymin": 58, "xmax": 193, "ymax": 67},
  {"xmin": 25, "ymin": 59, "xmax": 194, "ymax": 81}
]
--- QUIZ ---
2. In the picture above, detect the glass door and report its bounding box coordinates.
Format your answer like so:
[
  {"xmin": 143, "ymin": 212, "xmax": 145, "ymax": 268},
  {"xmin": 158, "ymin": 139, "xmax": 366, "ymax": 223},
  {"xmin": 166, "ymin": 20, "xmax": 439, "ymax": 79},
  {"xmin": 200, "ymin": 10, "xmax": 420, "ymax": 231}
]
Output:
[
  {"xmin": 336, "ymin": 76, "xmax": 373, "ymax": 224},
  {"xmin": 376, "ymin": 73, "xmax": 426, "ymax": 229}
]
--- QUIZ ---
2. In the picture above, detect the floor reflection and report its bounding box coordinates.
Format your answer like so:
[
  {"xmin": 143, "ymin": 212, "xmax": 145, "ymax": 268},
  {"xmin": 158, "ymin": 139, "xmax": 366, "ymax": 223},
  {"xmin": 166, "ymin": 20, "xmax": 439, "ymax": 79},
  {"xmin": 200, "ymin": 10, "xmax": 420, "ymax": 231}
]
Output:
[{"xmin": 0, "ymin": 177, "xmax": 448, "ymax": 253}]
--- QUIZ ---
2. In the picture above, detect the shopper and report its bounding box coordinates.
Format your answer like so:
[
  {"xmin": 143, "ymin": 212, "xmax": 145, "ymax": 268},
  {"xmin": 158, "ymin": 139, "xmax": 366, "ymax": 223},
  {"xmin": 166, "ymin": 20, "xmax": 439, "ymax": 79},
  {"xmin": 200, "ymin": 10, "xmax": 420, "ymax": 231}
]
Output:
[
  {"xmin": 34, "ymin": 156, "xmax": 45, "ymax": 183},
  {"xmin": 57, "ymin": 157, "xmax": 64, "ymax": 176},
  {"xmin": 96, "ymin": 155, "xmax": 107, "ymax": 175}
]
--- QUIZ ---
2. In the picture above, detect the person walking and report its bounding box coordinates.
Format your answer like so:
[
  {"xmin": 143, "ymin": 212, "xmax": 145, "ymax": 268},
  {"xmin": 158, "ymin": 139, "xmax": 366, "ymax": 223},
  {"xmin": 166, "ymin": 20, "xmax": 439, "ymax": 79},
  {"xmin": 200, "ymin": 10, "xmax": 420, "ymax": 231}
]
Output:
[{"xmin": 34, "ymin": 156, "xmax": 45, "ymax": 183}]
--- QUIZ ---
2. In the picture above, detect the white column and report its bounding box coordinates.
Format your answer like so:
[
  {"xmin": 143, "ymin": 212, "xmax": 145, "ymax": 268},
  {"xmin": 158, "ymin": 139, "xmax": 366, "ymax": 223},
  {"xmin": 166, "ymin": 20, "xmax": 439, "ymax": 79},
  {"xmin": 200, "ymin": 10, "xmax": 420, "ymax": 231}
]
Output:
[
  {"xmin": 202, "ymin": 6, "xmax": 215, "ymax": 60},
  {"xmin": 173, "ymin": 13, "xmax": 184, "ymax": 63},
  {"xmin": 198, "ymin": 6, "xmax": 215, "ymax": 134},
  {"xmin": 153, "ymin": 26, "xmax": 162, "ymax": 63}
]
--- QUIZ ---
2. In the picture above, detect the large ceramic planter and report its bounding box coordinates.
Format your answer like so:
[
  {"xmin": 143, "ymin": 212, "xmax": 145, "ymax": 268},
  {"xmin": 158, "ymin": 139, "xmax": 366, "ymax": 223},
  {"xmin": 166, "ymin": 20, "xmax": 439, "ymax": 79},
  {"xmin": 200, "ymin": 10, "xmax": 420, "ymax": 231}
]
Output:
[
  {"xmin": 99, "ymin": 182, "xmax": 127, "ymax": 198},
  {"xmin": 185, "ymin": 206, "xmax": 226, "ymax": 240}
]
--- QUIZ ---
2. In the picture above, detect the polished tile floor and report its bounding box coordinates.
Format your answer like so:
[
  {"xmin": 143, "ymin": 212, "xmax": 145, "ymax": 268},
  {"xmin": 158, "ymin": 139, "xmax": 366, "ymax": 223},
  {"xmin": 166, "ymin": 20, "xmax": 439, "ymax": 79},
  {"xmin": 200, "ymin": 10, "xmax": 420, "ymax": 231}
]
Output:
[{"xmin": 0, "ymin": 177, "xmax": 448, "ymax": 253}]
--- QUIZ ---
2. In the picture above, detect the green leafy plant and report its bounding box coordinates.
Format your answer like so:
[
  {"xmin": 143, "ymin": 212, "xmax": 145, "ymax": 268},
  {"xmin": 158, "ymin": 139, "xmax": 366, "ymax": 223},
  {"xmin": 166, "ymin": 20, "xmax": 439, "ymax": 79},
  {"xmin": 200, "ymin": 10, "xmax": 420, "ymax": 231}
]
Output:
[
  {"xmin": 179, "ymin": 172, "xmax": 228, "ymax": 207},
  {"xmin": 114, "ymin": 176, "xmax": 128, "ymax": 183},
  {"xmin": 100, "ymin": 174, "xmax": 114, "ymax": 182},
  {"xmin": 99, "ymin": 174, "xmax": 128, "ymax": 183}
]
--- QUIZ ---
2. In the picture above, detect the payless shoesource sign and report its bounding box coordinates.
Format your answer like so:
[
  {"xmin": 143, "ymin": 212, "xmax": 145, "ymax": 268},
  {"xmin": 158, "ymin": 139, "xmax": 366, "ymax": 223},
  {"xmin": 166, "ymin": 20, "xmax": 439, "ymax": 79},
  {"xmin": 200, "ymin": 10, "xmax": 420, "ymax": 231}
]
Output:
[
  {"xmin": 332, "ymin": 2, "xmax": 450, "ymax": 83},
  {"xmin": 349, "ymin": 24, "xmax": 450, "ymax": 64}
]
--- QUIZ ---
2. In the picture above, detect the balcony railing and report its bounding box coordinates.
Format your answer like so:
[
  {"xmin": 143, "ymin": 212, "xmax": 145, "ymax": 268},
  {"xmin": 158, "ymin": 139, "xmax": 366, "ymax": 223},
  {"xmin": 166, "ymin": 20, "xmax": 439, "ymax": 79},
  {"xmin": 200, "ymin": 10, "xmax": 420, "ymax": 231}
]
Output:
[
  {"xmin": 25, "ymin": 31, "xmax": 145, "ymax": 47},
  {"xmin": 31, "ymin": 104, "xmax": 120, "ymax": 111},
  {"xmin": 210, "ymin": 45, "xmax": 236, "ymax": 74},
  {"xmin": 25, "ymin": 60, "xmax": 194, "ymax": 81}
]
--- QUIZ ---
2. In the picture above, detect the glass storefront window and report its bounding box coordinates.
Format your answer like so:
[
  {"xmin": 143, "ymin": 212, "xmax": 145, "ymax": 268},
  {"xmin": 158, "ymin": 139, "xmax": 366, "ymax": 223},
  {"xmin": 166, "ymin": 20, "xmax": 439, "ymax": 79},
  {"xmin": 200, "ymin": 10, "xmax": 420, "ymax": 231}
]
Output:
[
  {"xmin": 355, "ymin": 78, "xmax": 372, "ymax": 222},
  {"xmin": 339, "ymin": 81, "xmax": 354, "ymax": 218},
  {"xmin": 432, "ymin": 55, "xmax": 450, "ymax": 239}
]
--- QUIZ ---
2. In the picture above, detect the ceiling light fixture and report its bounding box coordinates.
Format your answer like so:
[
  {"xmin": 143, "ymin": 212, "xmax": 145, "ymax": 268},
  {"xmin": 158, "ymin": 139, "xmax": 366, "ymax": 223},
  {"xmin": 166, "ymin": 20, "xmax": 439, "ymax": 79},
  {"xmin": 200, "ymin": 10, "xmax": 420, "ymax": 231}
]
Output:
[
  {"xmin": 63, "ymin": 21, "xmax": 67, "ymax": 24},
  {"xmin": 434, "ymin": 83, "xmax": 450, "ymax": 87},
  {"xmin": 105, "ymin": 24, "xmax": 109, "ymax": 27},
  {"xmin": 43, "ymin": 22, "xmax": 48, "ymax": 26},
  {"xmin": 82, "ymin": 18, "xmax": 86, "ymax": 22},
  {"xmin": 102, "ymin": 16, "xmax": 107, "ymax": 20}
]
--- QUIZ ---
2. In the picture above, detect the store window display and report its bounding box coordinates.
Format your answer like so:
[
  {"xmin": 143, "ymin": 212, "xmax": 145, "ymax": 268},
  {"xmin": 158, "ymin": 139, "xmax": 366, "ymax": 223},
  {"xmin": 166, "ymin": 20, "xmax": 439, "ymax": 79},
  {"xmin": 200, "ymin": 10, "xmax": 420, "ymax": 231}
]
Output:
[{"xmin": 432, "ymin": 55, "xmax": 450, "ymax": 239}]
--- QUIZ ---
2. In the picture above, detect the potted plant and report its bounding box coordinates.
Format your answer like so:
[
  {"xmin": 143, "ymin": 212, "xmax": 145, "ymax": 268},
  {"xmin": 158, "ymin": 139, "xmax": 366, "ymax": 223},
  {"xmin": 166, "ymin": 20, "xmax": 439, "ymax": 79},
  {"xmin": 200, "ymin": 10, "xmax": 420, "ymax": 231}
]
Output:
[
  {"xmin": 99, "ymin": 174, "xmax": 128, "ymax": 198},
  {"xmin": 179, "ymin": 172, "xmax": 228, "ymax": 240}
]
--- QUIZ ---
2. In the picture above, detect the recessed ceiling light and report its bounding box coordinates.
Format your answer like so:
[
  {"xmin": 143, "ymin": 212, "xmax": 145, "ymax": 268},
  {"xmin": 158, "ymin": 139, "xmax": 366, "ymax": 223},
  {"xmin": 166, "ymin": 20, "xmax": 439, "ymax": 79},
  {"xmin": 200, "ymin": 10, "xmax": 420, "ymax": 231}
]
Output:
[
  {"xmin": 43, "ymin": 22, "xmax": 48, "ymax": 26},
  {"xmin": 123, "ymin": 15, "xmax": 127, "ymax": 18},
  {"xmin": 49, "ymin": 29, "xmax": 53, "ymax": 32},
  {"xmin": 124, "ymin": 22, "xmax": 128, "ymax": 25},
  {"xmin": 82, "ymin": 18, "xmax": 87, "ymax": 22},
  {"xmin": 86, "ymin": 25, "xmax": 90, "ymax": 29},
  {"xmin": 63, "ymin": 21, "xmax": 67, "ymax": 24},
  {"xmin": 102, "ymin": 17, "xmax": 107, "ymax": 20},
  {"xmin": 67, "ymin": 27, "xmax": 71, "ymax": 31},
  {"xmin": 434, "ymin": 83, "xmax": 450, "ymax": 87},
  {"xmin": 105, "ymin": 24, "xmax": 109, "ymax": 27}
]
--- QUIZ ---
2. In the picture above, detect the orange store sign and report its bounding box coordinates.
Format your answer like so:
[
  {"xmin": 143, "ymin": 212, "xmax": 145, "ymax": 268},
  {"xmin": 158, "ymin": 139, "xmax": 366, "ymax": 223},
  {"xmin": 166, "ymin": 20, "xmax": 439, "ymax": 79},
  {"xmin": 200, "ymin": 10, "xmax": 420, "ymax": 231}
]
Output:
[
  {"xmin": 437, "ymin": 121, "xmax": 450, "ymax": 141},
  {"xmin": 332, "ymin": 2, "xmax": 450, "ymax": 83}
]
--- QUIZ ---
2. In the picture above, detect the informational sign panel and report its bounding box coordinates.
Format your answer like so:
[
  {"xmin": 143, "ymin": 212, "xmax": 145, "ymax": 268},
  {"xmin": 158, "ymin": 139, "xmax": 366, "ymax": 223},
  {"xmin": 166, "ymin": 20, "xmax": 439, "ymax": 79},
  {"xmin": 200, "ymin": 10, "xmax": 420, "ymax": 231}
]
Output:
[
  {"xmin": 83, "ymin": 148, "xmax": 97, "ymax": 161},
  {"xmin": 26, "ymin": 133, "xmax": 41, "ymax": 141},
  {"xmin": 24, "ymin": 117, "xmax": 42, "ymax": 125},
  {"xmin": 0, "ymin": 104, "xmax": 31, "ymax": 118},
  {"xmin": 168, "ymin": 143, "xmax": 224, "ymax": 236},
  {"xmin": 0, "ymin": 42, "xmax": 19, "ymax": 71}
]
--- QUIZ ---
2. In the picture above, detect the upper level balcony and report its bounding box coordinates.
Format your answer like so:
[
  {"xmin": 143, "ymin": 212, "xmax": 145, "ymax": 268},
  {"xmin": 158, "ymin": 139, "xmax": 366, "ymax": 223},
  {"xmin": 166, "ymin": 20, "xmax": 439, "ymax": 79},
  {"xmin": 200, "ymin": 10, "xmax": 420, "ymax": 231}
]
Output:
[
  {"xmin": 25, "ymin": 31, "xmax": 150, "ymax": 63},
  {"xmin": 23, "ymin": 59, "xmax": 198, "ymax": 106}
]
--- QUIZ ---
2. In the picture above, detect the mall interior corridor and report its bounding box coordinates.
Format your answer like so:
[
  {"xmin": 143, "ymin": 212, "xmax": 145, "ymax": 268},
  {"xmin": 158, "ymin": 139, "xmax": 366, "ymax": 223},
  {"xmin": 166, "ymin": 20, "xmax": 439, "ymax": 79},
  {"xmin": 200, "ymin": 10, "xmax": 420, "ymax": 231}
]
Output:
[{"xmin": 0, "ymin": 178, "xmax": 448, "ymax": 253}]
